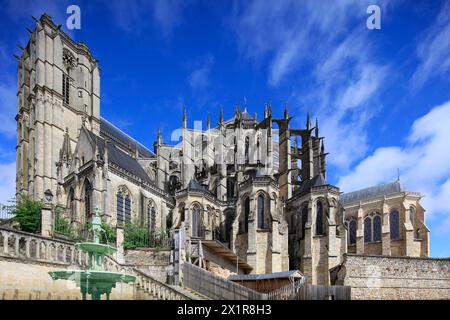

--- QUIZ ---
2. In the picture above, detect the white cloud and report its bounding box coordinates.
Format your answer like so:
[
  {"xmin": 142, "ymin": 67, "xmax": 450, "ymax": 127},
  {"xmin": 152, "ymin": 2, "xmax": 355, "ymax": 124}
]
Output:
[
  {"xmin": 188, "ymin": 55, "xmax": 214, "ymax": 90},
  {"xmin": 107, "ymin": 0, "xmax": 189, "ymax": 36},
  {"xmin": 338, "ymin": 100, "xmax": 450, "ymax": 233},
  {"xmin": 232, "ymin": 1, "xmax": 394, "ymax": 170},
  {"xmin": 411, "ymin": 1, "xmax": 450, "ymax": 89},
  {"xmin": 0, "ymin": 162, "xmax": 16, "ymax": 203}
]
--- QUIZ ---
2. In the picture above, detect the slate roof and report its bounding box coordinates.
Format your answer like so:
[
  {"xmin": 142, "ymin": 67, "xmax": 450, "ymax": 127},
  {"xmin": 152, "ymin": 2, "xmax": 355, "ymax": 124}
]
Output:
[
  {"xmin": 100, "ymin": 117, "xmax": 155, "ymax": 159},
  {"xmin": 294, "ymin": 174, "xmax": 327, "ymax": 196},
  {"xmin": 228, "ymin": 270, "xmax": 303, "ymax": 281},
  {"xmin": 340, "ymin": 180, "xmax": 404, "ymax": 205},
  {"xmin": 87, "ymin": 131, "xmax": 153, "ymax": 184}
]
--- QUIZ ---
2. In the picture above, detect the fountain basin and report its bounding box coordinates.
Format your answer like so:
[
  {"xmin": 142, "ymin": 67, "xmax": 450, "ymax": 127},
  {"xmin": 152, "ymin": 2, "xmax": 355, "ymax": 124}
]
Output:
[
  {"xmin": 76, "ymin": 242, "xmax": 117, "ymax": 255},
  {"xmin": 49, "ymin": 270, "xmax": 136, "ymax": 300}
]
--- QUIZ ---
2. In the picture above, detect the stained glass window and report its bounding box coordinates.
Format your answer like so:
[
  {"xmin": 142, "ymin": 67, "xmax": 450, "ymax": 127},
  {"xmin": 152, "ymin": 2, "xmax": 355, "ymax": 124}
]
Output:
[
  {"xmin": 258, "ymin": 194, "xmax": 265, "ymax": 229},
  {"xmin": 117, "ymin": 192, "xmax": 124, "ymax": 225},
  {"xmin": 316, "ymin": 201, "xmax": 324, "ymax": 235},
  {"xmin": 364, "ymin": 217, "xmax": 372, "ymax": 243},
  {"xmin": 390, "ymin": 210, "xmax": 400, "ymax": 240},
  {"xmin": 349, "ymin": 219, "xmax": 357, "ymax": 244},
  {"xmin": 244, "ymin": 197, "xmax": 250, "ymax": 232},
  {"xmin": 124, "ymin": 195, "xmax": 131, "ymax": 224},
  {"xmin": 373, "ymin": 215, "xmax": 382, "ymax": 242},
  {"xmin": 192, "ymin": 205, "xmax": 202, "ymax": 237}
]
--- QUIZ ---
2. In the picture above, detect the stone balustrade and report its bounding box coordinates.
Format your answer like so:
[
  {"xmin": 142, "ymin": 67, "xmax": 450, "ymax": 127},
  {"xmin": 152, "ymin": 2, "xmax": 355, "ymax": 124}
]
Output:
[{"xmin": 0, "ymin": 227, "xmax": 88, "ymax": 267}]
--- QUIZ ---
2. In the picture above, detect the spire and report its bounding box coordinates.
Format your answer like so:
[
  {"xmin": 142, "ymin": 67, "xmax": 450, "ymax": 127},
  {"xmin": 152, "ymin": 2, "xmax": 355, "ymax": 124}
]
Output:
[
  {"xmin": 264, "ymin": 103, "xmax": 268, "ymax": 118},
  {"xmin": 321, "ymin": 140, "xmax": 325, "ymax": 154},
  {"xmin": 268, "ymin": 102, "xmax": 272, "ymax": 117},
  {"xmin": 315, "ymin": 117, "xmax": 319, "ymax": 138},
  {"xmin": 284, "ymin": 102, "xmax": 289, "ymax": 119},
  {"xmin": 219, "ymin": 104, "xmax": 224, "ymax": 125},
  {"xmin": 306, "ymin": 112, "xmax": 311, "ymax": 131},
  {"xmin": 157, "ymin": 128, "xmax": 162, "ymax": 145},
  {"xmin": 183, "ymin": 106, "xmax": 187, "ymax": 128},
  {"xmin": 206, "ymin": 112, "xmax": 211, "ymax": 129}
]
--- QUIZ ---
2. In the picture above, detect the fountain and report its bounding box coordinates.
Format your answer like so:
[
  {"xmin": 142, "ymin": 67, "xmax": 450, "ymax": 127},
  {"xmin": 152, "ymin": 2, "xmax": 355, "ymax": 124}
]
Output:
[{"xmin": 49, "ymin": 207, "xmax": 136, "ymax": 300}]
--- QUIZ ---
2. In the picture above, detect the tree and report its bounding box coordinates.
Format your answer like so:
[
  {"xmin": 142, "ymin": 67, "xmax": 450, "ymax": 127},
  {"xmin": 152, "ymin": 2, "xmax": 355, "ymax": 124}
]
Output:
[{"xmin": 12, "ymin": 194, "xmax": 42, "ymax": 233}]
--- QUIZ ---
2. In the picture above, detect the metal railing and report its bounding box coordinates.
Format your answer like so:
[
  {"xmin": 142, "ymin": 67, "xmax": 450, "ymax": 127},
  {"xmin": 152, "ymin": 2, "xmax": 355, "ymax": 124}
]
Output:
[
  {"xmin": 124, "ymin": 226, "xmax": 171, "ymax": 249},
  {"xmin": 0, "ymin": 199, "xmax": 16, "ymax": 220}
]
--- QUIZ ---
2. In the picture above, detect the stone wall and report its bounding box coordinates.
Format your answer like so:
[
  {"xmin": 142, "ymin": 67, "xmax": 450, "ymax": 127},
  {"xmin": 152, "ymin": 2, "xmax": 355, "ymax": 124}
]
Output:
[
  {"xmin": 336, "ymin": 254, "xmax": 450, "ymax": 300},
  {"xmin": 124, "ymin": 249, "xmax": 171, "ymax": 282},
  {"xmin": 0, "ymin": 258, "xmax": 136, "ymax": 300}
]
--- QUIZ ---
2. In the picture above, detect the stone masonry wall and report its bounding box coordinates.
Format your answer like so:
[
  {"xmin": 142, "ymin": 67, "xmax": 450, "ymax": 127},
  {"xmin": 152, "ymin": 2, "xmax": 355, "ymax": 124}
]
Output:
[
  {"xmin": 124, "ymin": 249, "xmax": 171, "ymax": 282},
  {"xmin": 337, "ymin": 254, "xmax": 450, "ymax": 300}
]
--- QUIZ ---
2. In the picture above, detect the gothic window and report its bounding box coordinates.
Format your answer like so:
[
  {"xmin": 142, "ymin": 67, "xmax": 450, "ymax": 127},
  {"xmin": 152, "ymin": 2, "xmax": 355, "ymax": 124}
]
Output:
[
  {"xmin": 364, "ymin": 217, "xmax": 372, "ymax": 243},
  {"xmin": 316, "ymin": 201, "xmax": 324, "ymax": 235},
  {"xmin": 301, "ymin": 206, "xmax": 308, "ymax": 239},
  {"xmin": 68, "ymin": 188, "xmax": 75, "ymax": 222},
  {"xmin": 227, "ymin": 178, "xmax": 235, "ymax": 198},
  {"xmin": 192, "ymin": 204, "xmax": 202, "ymax": 238},
  {"xmin": 125, "ymin": 195, "xmax": 131, "ymax": 224},
  {"xmin": 147, "ymin": 201, "xmax": 156, "ymax": 231},
  {"xmin": 373, "ymin": 214, "xmax": 382, "ymax": 242},
  {"xmin": 116, "ymin": 187, "xmax": 131, "ymax": 226},
  {"xmin": 257, "ymin": 194, "xmax": 265, "ymax": 229},
  {"xmin": 83, "ymin": 180, "xmax": 92, "ymax": 220},
  {"xmin": 256, "ymin": 137, "xmax": 261, "ymax": 163},
  {"xmin": 390, "ymin": 209, "xmax": 400, "ymax": 240},
  {"xmin": 410, "ymin": 206, "xmax": 419, "ymax": 238},
  {"xmin": 245, "ymin": 136, "xmax": 250, "ymax": 164},
  {"xmin": 349, "ymin": 219, "xmax": 357, "ymax": 245},
  {"xmin": 243, "ymin": 197, "xmax": 250, "ymax": 233},
  {"xmin": 62, "ymin": 74, "xmax": 70, "ymax": 104},
  {"xmin": 117, "ymin": 191, "xmax": 124, "ymax": 225},
  {"xmin": 180, "ymin": 205, "xmax": 185, "ymax": 222}
]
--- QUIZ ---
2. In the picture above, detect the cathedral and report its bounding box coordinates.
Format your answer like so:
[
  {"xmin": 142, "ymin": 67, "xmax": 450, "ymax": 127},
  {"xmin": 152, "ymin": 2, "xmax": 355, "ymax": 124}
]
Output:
[{"xmin": 15, "ymin": 14, "xmax": 430, "ymax": 286}]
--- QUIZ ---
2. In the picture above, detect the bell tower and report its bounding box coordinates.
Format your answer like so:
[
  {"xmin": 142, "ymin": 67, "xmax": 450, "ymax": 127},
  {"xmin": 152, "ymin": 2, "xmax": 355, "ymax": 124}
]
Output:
[{"xmin": 16, "ymin": 14, "xmax": 100, "ymax": 203}]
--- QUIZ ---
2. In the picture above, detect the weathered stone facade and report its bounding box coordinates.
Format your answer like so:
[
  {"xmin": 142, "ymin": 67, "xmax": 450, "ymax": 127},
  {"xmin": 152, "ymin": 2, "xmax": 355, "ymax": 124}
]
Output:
[
  {"xmin": 14, "ymin": 14, "xmax": 433, "ymax": 289},
  {"xmin": 335, "ymin": 254, "xmax": 450, "ymax": 300}
]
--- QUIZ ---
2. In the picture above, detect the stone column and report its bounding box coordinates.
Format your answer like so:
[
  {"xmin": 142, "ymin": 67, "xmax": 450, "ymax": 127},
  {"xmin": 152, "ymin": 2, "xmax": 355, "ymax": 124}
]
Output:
[
  {"xmin": 246, "ymin": 197, "xmax": 257, "ymax": 273},
  {"xmin": 41, "ymin": 203, "xmax": 53, "ymax": 237},
  {"xmin": 302, "ymin": 200, "xmax": 314, "ymax": 284},
  {"xmin": 356, "ymin": 206, "xmax": 364, "ymax": 254},
  {"xmin": 116, "ymin": 226, "xmax": 125, "ymax": 264},
  {"xmin": 382, "ymin": 202, "xmax": 391, "ymax": 256}
]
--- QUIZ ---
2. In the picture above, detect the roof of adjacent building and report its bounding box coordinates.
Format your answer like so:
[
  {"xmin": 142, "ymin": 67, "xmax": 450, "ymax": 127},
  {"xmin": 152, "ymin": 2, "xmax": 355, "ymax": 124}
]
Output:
[
  {"xmin": 228, "ymin": 270, "xmax": 303, "ymax": 281},
  {"xmin": 87, "ymin": 130, "xmax": 153, "ymax": 184},
  {"xmin": 340, "ymin": 180, "xmax": 404, "ymax": 205},
  {"xmin": 100, "ymin": 117, "xmax": 155, "ymax": 159}
]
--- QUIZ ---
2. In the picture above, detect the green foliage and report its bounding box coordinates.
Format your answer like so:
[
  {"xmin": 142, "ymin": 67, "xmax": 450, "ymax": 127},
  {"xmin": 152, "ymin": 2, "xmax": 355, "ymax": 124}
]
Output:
[
  {"xmin": 123, "ymin": 222, "xmax": 170, "ymax": 250},
  {"xmin": 100, "ymin": 221, "xmax": 116, "ymax": 244},
  {"xmin": 12, "ymin": 194, "xmax": 42, "ymax": 233}
]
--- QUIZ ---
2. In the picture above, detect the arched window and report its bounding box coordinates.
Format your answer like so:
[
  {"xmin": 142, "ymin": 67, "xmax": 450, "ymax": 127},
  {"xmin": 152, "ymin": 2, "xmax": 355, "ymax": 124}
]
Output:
[
  {"xmin": 68, "ymin": 188, "xmax": 75, "ymax": 222},
  {"xmin": 245, "ymin": 136, "xmax": 250, "ymax": 164},
  {"xmin": 116, "ymin": 187, "xmax": 131, "ymax": 225},
  {"xmin": 373, "ymin": 214, "xmax": 382, "ymax": 242},
  {"xmin": 364, "ymin": 217, "xmax": 372, "ymax": 243},
  {"xmin": 83, "ymin": 180, "xmax": 93, "ymax": 220},
  {"xmin": 301, "ymin": 206, "xmax": 308, "ymax": 239},
  {"xmin": 349, "ymin": 219, "xmax": 357, "ymax": 245},
  {"xmin": 410, "ymin": 206, "xmax": 415, "ymax": 226},
  {"xmin": 257, "ymin": 194, "xmax": 265, "ymax": 229},
  {"xmin": 390, "ymin": 210, "xmax": 400, "ymax": 240},
  {"xmin": 256, "ymin": 137, "xmax": 261, "ymax": 163},
  {"xmin": 124, "ymin": 194, "xmax": 131, "ymax": 224},
  {"xmin": 147, "ymin": 202, "xmax": 156, "ymax": 231},
  {"xmin": 117, "ymin": 191, "xmax": 124, "ymax": 225},
  {"xmin": 316, "ymin": 201, "xmax": 324, "ymax": 235},
  {"xmin": 192, "ymin": 205, "xmax": 202, "ymax": 238},
  {"xmin": 243, "ymin": 197, "xmax": 250, "ymax": 233}
]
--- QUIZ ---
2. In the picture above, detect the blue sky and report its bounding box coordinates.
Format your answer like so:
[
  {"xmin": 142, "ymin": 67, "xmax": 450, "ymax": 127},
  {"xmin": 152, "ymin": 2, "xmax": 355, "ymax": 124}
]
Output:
[{"xmin": 0, "ymin": 0, "xmax": 450, "ymax": 256}]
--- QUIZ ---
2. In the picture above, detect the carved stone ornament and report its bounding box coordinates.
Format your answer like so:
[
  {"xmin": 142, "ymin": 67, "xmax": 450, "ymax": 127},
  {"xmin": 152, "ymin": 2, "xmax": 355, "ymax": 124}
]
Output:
[{"xmin": 63, "ymin": 48, "xmax": 77, "ymax": 70}]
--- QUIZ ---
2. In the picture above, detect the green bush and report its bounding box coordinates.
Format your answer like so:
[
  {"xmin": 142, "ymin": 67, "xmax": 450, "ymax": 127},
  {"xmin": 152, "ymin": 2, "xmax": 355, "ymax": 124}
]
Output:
[
  {"xmin": 123, "ymin": 222, "xmax": 149, "ymax": 249},
  {"xmin": 12, "ymin": 194, "xmax": 42, "ymax": 233},
  {"xmin": 100, "ymin": 221, "xmax": 116, "ymax": 244}
]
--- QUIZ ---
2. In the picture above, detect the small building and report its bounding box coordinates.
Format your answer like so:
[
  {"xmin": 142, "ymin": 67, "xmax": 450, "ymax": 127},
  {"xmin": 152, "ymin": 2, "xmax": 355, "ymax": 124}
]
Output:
[{"xmin": 228, "ymin": 270, "xmax": 304, "ymax": 293}]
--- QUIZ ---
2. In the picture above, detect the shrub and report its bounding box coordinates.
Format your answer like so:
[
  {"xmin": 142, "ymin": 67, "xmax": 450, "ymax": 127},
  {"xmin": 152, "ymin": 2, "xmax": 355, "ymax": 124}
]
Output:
[{"xmin": 12, "ymin": 194, "xmax": 42, "ymax": 233}]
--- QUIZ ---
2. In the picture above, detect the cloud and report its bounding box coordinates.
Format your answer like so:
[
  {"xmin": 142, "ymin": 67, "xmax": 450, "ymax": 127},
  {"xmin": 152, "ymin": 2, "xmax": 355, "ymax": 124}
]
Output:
[
  {"xmin": 231, "ymin": 1, "xmax": 393, "ymax": 171},
  {"xmin": 107, "ymin": 0, "xmax": 189, "ymax": 36},
  {"xmin": 338, "ymin": 100, "xmax": 450, "ymax": 233},
  {"xmin": 411, "ymin": 1, "xmax": 450, "ymax": 89},
  {"xmin": 188, "ymin": 54, "xmax": 214, "ymax": 89},
  {"xmin": 0, "ymin": 162, "xmax": 16, "ymax": 203}
]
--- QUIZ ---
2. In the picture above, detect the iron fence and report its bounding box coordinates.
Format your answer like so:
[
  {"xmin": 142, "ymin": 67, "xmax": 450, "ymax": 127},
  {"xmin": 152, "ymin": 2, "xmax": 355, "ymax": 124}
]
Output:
[
  {"xmin": 0, "ymin": 199, "xmax": 16, "ymax": 220},
  {"xmin": 124, "ymin": 225, "xmax": 171, "ymax": 249},
  {"xmin": 182, "ymin": 262, "xmax": 267, "ymax": 300}
]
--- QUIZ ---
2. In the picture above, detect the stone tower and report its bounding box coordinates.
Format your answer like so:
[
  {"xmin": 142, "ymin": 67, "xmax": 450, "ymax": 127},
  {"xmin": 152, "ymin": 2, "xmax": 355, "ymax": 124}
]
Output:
[{"xmin": 16, "ymin": 14, "xmax": 100, "ymax": 203}]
